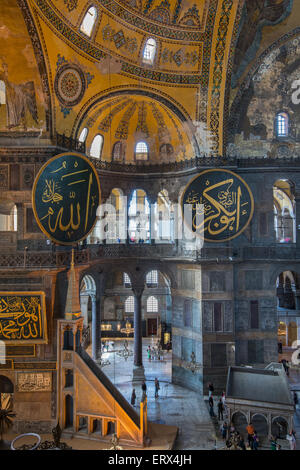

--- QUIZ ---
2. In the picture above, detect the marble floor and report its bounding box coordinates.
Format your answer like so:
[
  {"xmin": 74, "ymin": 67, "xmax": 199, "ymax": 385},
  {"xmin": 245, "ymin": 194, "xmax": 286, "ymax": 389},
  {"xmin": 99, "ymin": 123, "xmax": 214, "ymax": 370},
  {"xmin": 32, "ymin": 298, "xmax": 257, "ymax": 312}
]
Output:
[{"xmin": 87, "ymin": 338, "xmax": 216, "ymax": 450}]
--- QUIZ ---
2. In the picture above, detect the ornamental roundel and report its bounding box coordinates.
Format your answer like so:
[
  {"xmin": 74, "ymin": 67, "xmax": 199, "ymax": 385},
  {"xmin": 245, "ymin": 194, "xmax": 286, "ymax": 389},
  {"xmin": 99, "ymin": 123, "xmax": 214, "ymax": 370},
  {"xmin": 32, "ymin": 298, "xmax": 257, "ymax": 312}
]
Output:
[
  {"xmin": 54, "ymin": 64, "xmax": 86, "ymax": 107},
  {"xmin": 181, "ymin": 169, "xmax": 254, "ymax": 243}
]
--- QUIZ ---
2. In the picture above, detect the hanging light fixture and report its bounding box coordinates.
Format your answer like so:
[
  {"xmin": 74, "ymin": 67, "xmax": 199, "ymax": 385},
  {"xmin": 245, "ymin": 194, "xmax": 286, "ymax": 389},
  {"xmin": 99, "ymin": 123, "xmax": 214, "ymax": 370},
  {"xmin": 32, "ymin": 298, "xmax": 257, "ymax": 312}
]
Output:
[
  {"xmin": 120, "ymin": 319, "xmax": 134, "ymax": 336},
  {"xmin": 116, "ymin": 339, "xmax": 133, "ymax": 361},
  {"xmin": 97, "ymin": 349, "xmax": 111, "ymax": 367}
]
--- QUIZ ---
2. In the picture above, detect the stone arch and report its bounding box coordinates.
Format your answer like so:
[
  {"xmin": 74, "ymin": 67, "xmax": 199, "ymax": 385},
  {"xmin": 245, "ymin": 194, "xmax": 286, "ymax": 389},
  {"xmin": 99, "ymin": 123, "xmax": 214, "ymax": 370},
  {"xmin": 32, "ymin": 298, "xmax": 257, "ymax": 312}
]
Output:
[
  {"xmin": 271, "ymin": 416, "xmax": 289, "ymax": 439},
  {"xmin": 231, "ymin": 411, "xmax": 248, "ymax": 434},
  {"xmin": 251, "ymin": 413, "xmax": 268, "ymax": 436}
]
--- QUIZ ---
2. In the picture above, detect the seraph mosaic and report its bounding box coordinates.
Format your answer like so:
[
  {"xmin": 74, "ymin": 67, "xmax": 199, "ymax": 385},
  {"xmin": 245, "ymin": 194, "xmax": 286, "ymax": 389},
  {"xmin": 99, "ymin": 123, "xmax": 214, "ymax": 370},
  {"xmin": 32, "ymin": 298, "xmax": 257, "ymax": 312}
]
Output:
[
  {"xmin": 181, "ymin": 169, "xmax": 254, "ymax": 242},
  {"xmin": 0, "ymin": 292, "xmax": 47, "ymax": 343},
  {"xmin": 32, "ymin": 153, "xmax": 101, "ymax": 245}
]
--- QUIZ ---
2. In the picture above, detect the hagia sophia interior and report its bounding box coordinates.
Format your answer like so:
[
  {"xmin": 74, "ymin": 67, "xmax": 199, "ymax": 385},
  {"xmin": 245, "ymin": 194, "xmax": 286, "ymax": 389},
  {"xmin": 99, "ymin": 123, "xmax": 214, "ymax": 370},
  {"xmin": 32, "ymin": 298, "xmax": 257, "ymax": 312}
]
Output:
[{"xmin": 0, "ymin": 0, "xmax": 300, "ymax": 451}]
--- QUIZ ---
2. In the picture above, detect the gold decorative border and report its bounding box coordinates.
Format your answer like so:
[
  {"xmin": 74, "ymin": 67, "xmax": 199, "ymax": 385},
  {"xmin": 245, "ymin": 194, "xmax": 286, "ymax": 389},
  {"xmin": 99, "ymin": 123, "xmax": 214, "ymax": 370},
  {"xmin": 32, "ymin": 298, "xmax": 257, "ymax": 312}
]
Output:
[
  {"xmin": 181, "ymin": 169, "xmax": 255, "ymax": 243},
  {"xmin": 0, "ymin": 291, "xmax": 48, "ymax": 345},
  {"xmin": 32, "ymin": 152, "xmax": 101, "ymax": 246}
]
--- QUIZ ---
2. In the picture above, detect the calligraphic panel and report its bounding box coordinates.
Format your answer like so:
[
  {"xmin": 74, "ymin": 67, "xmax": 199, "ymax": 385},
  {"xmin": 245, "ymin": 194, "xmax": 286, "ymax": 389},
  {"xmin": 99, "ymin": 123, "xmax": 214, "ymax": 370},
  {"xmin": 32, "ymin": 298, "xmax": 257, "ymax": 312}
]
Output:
[
  {"xmin": 181, "ymin": 169, "xmax": 254, "ymax": 242},
  {"xmin": 32, "ymin": 153, "xmax": 101, "ymax": 245},
  {"xmin": 0, "ymin": 292, "xmax": 47, "ymax": 344},
  {"xmin": 16, "ymin": 372, "xmax": 52, "ymax": 392}
]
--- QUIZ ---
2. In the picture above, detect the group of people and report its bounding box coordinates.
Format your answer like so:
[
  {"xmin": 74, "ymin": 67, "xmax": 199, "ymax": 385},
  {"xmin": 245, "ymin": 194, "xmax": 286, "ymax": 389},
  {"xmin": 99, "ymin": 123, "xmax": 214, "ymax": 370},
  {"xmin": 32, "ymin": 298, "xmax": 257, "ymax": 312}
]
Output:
[
  {"xmin": 208, "ymin": 383, "xmax": 226, "ymax": 421},
  {"xmin": 147, "ymin": 343, "xmax": 163, "ymax": 361},
  {"xmin": 130, "ymin": 378, "xmax": 160, "ymax": 406}
]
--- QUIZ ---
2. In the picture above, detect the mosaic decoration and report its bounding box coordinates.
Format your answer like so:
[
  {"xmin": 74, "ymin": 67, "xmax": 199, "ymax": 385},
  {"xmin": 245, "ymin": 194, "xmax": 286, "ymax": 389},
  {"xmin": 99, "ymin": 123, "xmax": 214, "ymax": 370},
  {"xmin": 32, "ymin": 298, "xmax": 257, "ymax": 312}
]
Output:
[
  {"xmin": 150, "ymin": 102, "xmax": 170, "ymax": 141},
  {"xmin": 172, "ymin": 0, "xmax": 183, "ymax": 24},
  {"xmin": 0, "ymin": 292, "xmax": 47, "ymax": 344},
  {"xmin": 102, "ymin": 24, "xmax": 138, "ymax": 54},
  {"xmin": 32, "ymin": 153, "xmax": 101, "ymax": 245},
  {"xmin": 56, "ymin": 0, "xmax": 78, "ymax": 11},
  {"xmin": 86, "ymin": 97, "xmax": 125, "ymax": 128},
  {"xmin": 161, "ymin": 47, "xmax": 199, "ymax": 67},
  {"xmin": 0, "ymin": 164, "xmax": 9, "ymax": 190},
  {"xmin": 98, "ymin": 99, "xmax": 132, "ymax": 132},
  {"xmin": 16, "ymin": 372, "xmax": 52, "ymax": 392},
  {"xmin": 115, "ymin": 101, "xmax": 137, "ymax": 139},
  {"xmin": 209, "ymin": 0, "xmax": 234, "ymax": 153},
  {"xmin": 54, "ymin": 55, "xmax": 94, "ymax": 116},
  {"xmin": 148, "ymin": 0, "xmax": 171, "ymax": 24},
  {"xmin": 181, "ymin": 169, "xmax": 254, "ymax": 242},
  {"xmin": 179, "ymin": 4, "xmax": 201, "ymax": 26},
  {"xmin": 136, "ymin": 101, "xmax": 149, "ymax": 137}
]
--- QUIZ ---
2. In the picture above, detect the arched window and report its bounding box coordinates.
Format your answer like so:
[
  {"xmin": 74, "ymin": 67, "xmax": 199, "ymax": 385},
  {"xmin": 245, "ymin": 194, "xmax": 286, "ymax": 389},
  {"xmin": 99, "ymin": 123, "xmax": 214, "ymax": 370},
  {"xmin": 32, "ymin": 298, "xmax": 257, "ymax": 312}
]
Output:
[
  {"xmin": 273, "ymin": 179, "xmax": 295, "ymax": 243},
  {"xmin": 276, "ymin": 112, "xmax": 289, "ymax": 137},
  {"xmin": 142, "ymin": 38, "xmax": 157, "ymax": 64},
  {"xmin": 146, "ymin": 270, "xmax": 158, "ymax": 285},
  {"xmin": 112, "ymin": 141, "xmax": 124, "ymax": 161},
  {"xmin": 128, "ymin": 189, "xmax": 150, "ymax": 243},
  {"xmin": 0, "ymin": 80, "xmax": 5, "ymax": 105},
  {"xmin": 80, "ymin": 6, "xmax": 97, "ymax": 37},
  {"xmin": 123, "ymin": 273, "xmax": 131, "ymax": 287},
  {"xmin": 147, "ymin": 296, "xmax": 158, "ymax": 313},
  {"xmin": 135, "ymin": 141, "xmax": 148, "ymax": 161},
  {"xmin": 125, "ymin": 296, "xmax": 134, "ymax": 313},
  {"xmin": 78, "ymin": 127, "xmax": 88, "ymax": 143},
  {"xmin": 90, "ymin": 134, "xmax": 103, "ymax": 158}
]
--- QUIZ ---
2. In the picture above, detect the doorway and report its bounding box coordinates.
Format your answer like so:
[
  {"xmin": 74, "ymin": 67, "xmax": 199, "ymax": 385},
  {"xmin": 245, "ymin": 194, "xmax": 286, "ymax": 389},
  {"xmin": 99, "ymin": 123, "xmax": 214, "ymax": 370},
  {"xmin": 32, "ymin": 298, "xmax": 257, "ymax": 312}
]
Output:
[{"xmin": 147, "ymin": 318, "xmax": 157, "ymax": 336}]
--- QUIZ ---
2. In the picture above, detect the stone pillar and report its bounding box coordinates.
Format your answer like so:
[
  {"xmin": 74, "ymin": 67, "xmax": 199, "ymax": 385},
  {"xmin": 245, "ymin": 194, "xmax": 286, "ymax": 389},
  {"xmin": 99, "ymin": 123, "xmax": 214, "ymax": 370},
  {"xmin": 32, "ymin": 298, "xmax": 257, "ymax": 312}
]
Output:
[
  {"xmin": 295, "ymin": 290, "xmax": 300, "ymax": 311},
  {"xmin": 132, "ymin": 285, "xmax": 145, "ymax": 383},
  {"xmin": 295, "ymin": 194, "xmax": 300, "ymax": 248},
  {"xmin": 91, "ymin": 294, "xmax": 102, "ymax": 362},
  {"xmin": 277, "ymin": 273, "xmax": 285, "ymax": 308}
]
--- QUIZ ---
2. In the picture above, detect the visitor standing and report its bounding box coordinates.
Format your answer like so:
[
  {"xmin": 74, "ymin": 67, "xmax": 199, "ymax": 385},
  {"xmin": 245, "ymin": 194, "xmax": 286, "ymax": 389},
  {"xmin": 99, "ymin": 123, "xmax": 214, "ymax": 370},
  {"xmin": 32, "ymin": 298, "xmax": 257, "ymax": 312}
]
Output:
[
  {"xmin": 220, "ymin": 421, "xmax": 228, "ymax": 440},
  {"xmin": 131, "ymin": 388, "xmax": 136, "ymax": 406},
  {"xmin": 286, "ymin": 431, "xmax": 296, "ymax": 450},
  {"xmin": 252, "ymin": 431, "xmax": 259, "ymax": 450},
  {"xmin": 246, "ymin": 422, "xmax": 255, "ymax": 448},
  {"xmin": 154, "ymin": 377, "xmax": 160, "ymax": 398},
  {"xmin": 208, "ymin": 382, "xmax": 214, "ymax": 398},
  {"xmin": 141, "ymin": 381, "xmax": 147, "ymax": 401},
  {"xmin": 208, "ymin": 395, "xmax": 215, "ymax": 417},
  {"xmin": 217, "ymin": 398, "xmax": 224, "ymax": 421}
]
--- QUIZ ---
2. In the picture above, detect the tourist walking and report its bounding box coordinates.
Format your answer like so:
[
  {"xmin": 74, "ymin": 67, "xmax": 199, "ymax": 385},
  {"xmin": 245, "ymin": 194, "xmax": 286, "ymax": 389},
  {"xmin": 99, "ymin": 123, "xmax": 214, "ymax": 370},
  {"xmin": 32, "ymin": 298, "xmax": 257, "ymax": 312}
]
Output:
[
  {"xmin": 154, "ymin": 377, "xmax": 160, "ymax": 398},
  {"xmin": 217, "ymin": 398, "xmax": 224, "ymax": 420},
  {"xmin": 147, "ymin": 346, "xmax": 151, "ymax": 362},
  {"xmin": 131, "ymin": 388, "xmax": 136, "ymax": 406}
]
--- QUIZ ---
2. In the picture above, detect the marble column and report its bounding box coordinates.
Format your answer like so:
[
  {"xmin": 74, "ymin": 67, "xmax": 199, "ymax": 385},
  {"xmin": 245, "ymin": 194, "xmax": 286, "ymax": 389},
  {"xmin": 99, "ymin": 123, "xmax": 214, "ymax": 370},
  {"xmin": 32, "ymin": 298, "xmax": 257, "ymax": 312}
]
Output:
[{"xmin": 132, "ymin": 285, "xmax": 145, "ymax": 383}]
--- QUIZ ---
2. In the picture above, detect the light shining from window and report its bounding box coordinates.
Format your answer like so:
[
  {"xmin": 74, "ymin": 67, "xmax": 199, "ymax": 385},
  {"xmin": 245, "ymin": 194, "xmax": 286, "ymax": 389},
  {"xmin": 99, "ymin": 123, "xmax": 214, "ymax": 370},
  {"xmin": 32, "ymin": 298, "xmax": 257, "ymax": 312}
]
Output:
[
  {"xmin": 146, "ymin": 270, "xmax": 158, "ymax": 285},
  {"xmin": 90, "ymin": 134, "xmax": 103, "ymax": 158},
  {"xmin": 78, "ymin": 127, "xmax": 88, "ymax": 143},
  {"xmin": 277, "ymin": 112, "xmax": 288, "ymax": 137},
  {"xmin": 135, "ymin": 141, "xmax": 148, "ymax": 160},
  {"xmin": 143, "ymin": 38, "xmax": 157, "ymax": 64},
  {"xmin": 123, "ymin": 273, "xmax": 131, "ymax": 286},
  {"xmin": 147, "ymin": 296, "xmax": 158, "ymax": 312},
  {"xmin": 125, "ymin": 296, "xmax": 134, "ymax": 313},
  {"xmin": 0, "ymin": 81, "xmax": 5, "ymax": 105},
  {"xmin": 80, "ymin": 6, "xmax": 97, "ymax": 37}
]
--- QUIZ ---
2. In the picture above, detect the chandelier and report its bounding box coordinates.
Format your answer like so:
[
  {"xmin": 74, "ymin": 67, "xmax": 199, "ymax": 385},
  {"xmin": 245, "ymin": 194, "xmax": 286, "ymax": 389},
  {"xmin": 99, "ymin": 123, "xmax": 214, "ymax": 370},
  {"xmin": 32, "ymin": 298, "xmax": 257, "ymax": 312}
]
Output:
[
  {"xmin": 116, "ymin": 339, "xmax": 133, "ymax": 361},
  {"xmin": 184, "ymin": 352, "xmax": 201, "ymax": 374},
  {"xmin": 120, "ymin": 320, "xmax": 134, "ymax": 336}
]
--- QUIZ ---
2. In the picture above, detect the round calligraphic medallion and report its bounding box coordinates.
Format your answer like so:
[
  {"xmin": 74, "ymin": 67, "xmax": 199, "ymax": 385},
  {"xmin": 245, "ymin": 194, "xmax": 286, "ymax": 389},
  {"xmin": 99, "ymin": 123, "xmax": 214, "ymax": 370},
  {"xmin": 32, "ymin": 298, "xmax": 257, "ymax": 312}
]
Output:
[
  {"xmin": 181, "ymin": 169, "xmax": 254, "ymax": 242},
  {"xmin": 32, "ymin": 153, "xmax": 101, "ymax": 245},
  {"xmin": 54, "ymin": 65, "xmax": 86, "ymax": 107}
]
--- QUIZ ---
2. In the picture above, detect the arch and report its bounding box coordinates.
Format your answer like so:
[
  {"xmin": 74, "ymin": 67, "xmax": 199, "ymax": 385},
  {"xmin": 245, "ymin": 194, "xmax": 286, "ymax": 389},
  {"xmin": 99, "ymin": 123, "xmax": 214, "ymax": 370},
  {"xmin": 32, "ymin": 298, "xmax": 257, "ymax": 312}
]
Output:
[
  {"xmin": 128, "ymin": 189, "xmax": 150, "ymax": 243},
  {"xmin": 231, "ymin": 411, "xmax": 248, "ymax": 434},
  {"xmin": 142, "ymin": 38, "xmax": 157, "ymax": 65},
  {"xmin": 273, "ymin": 179, "xmax": 295, "ymax": 243},
  {"xmin": 146, "ymin": 270, "xmax": 158, "ymax": 286},
  {"xmin": 251, "ymin": 413, "xmax": 268, "ymax": 436},
  {"xmin": 78, "ymin": 127, "xmax": 88, "ymax": 143},
  {"xmin": 271, "ymin": 416, "xmax": 288, "ymax": 439},
  {"xmin": 90, "ymin": 134, "xmax": 103, "ymax": 159},
  {"xmin": 0, "ymin": 375, "xmax": 14, "ymax": 393},
  {"xmin": 80, "ymin": 6, "xmax": 98, "ymax": 37},
  {"xmin": 65, "ymin": 394, "xmax": 74, "ymax": 428}
]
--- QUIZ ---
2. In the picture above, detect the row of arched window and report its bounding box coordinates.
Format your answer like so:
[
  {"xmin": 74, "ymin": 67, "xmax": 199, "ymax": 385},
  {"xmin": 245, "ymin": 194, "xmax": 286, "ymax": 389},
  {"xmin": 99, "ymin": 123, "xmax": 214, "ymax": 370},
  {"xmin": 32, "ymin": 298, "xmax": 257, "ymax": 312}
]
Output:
[
  {"xmin": 79, "ymin": 127, "xmax": 150, "ymax": 160},
  {"xmin": 79, "ymin": 6, "xmax": 157, "ymax": 64},
  {"xmin": 124, "ymin": 295, "xmax": 158, "ymax": 313},
  {"xmin": 123, "ymin": 270, "xmax": 158, "ymax": 286}
]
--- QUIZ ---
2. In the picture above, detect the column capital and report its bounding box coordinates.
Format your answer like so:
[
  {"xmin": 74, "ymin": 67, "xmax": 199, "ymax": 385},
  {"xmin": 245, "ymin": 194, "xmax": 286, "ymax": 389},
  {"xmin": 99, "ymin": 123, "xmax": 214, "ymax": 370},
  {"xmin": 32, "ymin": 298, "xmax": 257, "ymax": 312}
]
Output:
[{"xmin": 132, "ymin": 286, "xmax": 144, "ymax": 298}]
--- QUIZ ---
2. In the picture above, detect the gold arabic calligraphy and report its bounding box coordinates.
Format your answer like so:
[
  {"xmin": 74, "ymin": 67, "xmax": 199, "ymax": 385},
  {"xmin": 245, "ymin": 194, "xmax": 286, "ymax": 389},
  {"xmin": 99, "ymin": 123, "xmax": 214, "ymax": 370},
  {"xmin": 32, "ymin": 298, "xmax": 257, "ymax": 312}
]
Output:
[
  {"xmin": 185, "ymin": 178, "xmax": 249, "ymax": 237},
  {"xmin": 0, "ymin": 296, "xmax": 43, "ymax": 341}
]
